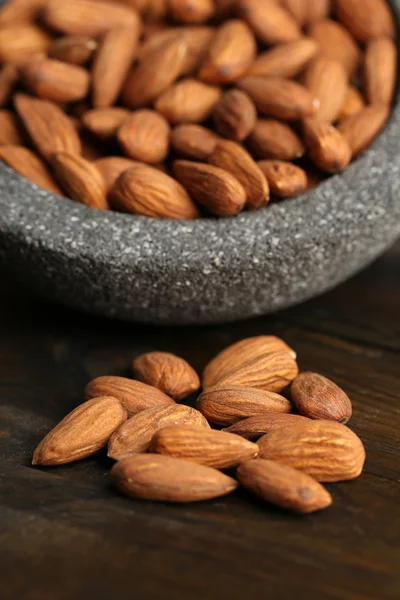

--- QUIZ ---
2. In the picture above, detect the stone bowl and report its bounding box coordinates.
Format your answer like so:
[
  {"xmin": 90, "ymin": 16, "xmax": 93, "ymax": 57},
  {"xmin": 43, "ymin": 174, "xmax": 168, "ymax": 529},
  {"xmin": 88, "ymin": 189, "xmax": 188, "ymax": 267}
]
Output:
[{"xmin": 1, "ymin": 9, "xmax": 400, "ymax": 325}]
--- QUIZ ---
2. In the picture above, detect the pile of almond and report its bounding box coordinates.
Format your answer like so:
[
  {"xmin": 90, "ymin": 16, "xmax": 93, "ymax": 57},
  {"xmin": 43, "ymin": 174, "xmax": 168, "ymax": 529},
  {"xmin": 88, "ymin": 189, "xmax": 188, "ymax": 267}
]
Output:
[
  {"xmin": 32, "ymin": 336, "xmax": 366, "ymax": 515},
  {"xmin": 0, "ymin": 0, "xmax": 396, "ymax": 218}
]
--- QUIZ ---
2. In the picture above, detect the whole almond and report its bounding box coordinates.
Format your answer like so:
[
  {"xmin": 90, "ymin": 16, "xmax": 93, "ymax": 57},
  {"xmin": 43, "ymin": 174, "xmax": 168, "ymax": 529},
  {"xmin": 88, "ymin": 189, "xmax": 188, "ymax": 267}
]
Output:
[
  {"xmin": 208, "ymin": 140, "xmax": 270, "ymax": 210},
  {"xmin": 170, "ymin": 124, "xmax": 219, "ymax": 160},
  {"xmin": 132, "ymin": 351, "xmax": 200, "ymax": 400},
  {"xmin": 238, "ymin": 76, "xmax": 318, "ymax": 121},
  {"xmin": 155, "ymin": 79, "xmax": 221, "ymax": 124},
  {"xmin": 84, "ymin": 375, "xmax": 175, "ymax": 415},
  {"xmin": 150, "ymin": 425, "xmax": 259, "ymax": 469},
  {"xmin": 0, "ymin": 145, "xmax": 62, "ymax": 194},
  {"xmin": 291, "ymin": 372, "xmax": 353, "ymax": 423},
  {"xmin": 203, "ymin": 336, "xmax": 297, "ymax": 391},
  {"xmin": 169, "ymin": 0, "xmax": 214, "ymax": 23},
  {"xmin": 307, "ymin": 19, "xmax": 362, "ymax": 78},
  {"xmin": 249, "ymin": 38, "xmax": 319, "ymax": 79},
  {"xmin": 14, "ymin": 93, "xmax": 81, "ymax": 162},
  {"xmin": 238, "ymin": 0, "xmax": 301, "ymax": 45},
  {"xmin": 21, "ymin": 59, "xmax": 90, "ymax": 103},
  {"xmin": 0, "ymin": 110, "xmax": 24, "ymax": 146},
  {"xmin": 118, "ymin": 109, "xmax": 170, "ymax": 163},
  {"xmin": 258, "ymin": 420, "xmax": 366, "ymax": 482},
  {"xmin": 279, "ymin": 0, "xmax": 308, "ymax": 26},
  {"xmin": 304, "ymin": 0, "xmax": 331, "ymax": 24},
  {"xmin": 258, "ymin": 160, "xmax": 307, "ymax": 198},
  {"xmin": 237, "ymin": 459, "xmax": 332, "ymax": 514},
  {"xmin": 52, "ymin": 152, "xmax": 109, "ymax": 210},
  {"xmin": 212, "ymin": 89, "xmax": 256, "ymax": 142},
  {"xmin": 338, "ymin": 104, "xmax": 390, "ymax": 158},
  {"xmin": 108, "ymin": 404, "xmax": 210, "ymax": 457},
  {"xmin": 111, "ymin": 454, "xmax": 238, "ymax": 502},
  {"xmin": 197, "ymin": 386, "xmax": 292, "ymax": 426},
  {"xmin": 224, "ymin": 413, "xmax": 311, "ymax": 440},
  {"xmin": 110, "ymin": 165, "xmax": 200, "ymax": 219},
  {"xmin": 248, "ymin": 119, "xmax": 305, "ymax": 161},
  {"xmin": 0, "ymin": 0, "xmax": 47, "ymax": 26},
  {"xmin": 338, "ymin": 86, "xmax": 366, "ymax": 123},
  {"xmin": 198, "ymin": 19, "xmax": 256, "ymax": 84},
  {"xmin": 303, "ymin": 57, "xmax": 348, "ymax": 123},
  {"xmin": 32, "ymin": 396, "xmax": 128, "ymax": 466},
  {"xmin": 49, "ymin": 35, "xmax": 98, "ymax": 65},
  {"xmin": 82, "ymin": 107, "xmax": 131, "ymax": 140},
  {"xmin": 364, "ymin": 37, "xmax": 397, "ymax": 106},
  {"xmin": 335, "ymin": 0, "xmax": 395, "ymax": 43},
  {"xmin": 302, "ymin": 118, "xmax": 352, "ymax": 174},
  {"xmin": 173, "ymin": 160, "xmax": 247, "ymax": 217},
  {"xmin": 0, "ymin": 64, "xmax": 18, "ymax": 108},
  {"xmin": 94, "ymin": 156, "xmax": 142, "ymax": 191},
  {"xmin": 0, "ymin": 24, "xmax": 50, "ymax": 63}
]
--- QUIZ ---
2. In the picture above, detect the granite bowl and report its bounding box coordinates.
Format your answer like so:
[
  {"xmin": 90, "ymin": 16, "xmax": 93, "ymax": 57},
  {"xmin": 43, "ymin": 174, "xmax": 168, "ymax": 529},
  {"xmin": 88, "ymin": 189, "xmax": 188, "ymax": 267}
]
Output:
[{"xmin": 1, "ymin": 11, "xmax": 400, "ymax": 325}]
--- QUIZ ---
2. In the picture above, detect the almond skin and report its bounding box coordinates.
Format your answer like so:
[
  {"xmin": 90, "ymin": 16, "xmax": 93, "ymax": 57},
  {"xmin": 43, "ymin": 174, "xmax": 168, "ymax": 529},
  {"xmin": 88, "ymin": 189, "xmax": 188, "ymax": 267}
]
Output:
[
  {"xmin": 110, "ymin": 165, "xmax": 200, "ymax": 219},
  {"xmin": 155, "ymin": 78, "xmax": 221, "ymax": 124},
  {"xmin": 108, "ymin": 404, "xmax": 210, "ymax": 458},
  {"xmin": 338, "ymin": 104, "xmax": 390, "ymax": 158},
  {"xmin": 304, "ymin": 0, "xmax": 331, "ymax": 24},
  {"xmin": 224, "ymin": 413, "xmax": 311, "ymax": 440},
  {"xmin": 21, "ymin": 59, "xmax": 90, "ymax": 104},
  {"xmin": 302, "ymin": 118, "xmax": 352, "ymax": 174},
  {"xmin": 0, "ymin": 145, "xmax": 62, "ymax": 194},
  {"xmin": 173, "ymin": 160, "xmax": 247, "ymax": 217},
  {"xmin": 212, "ymin": 89, "xmax": 256, "ymax": 141},
  {"xmin": 335, "ymin": 0, "xmax": 395, "ymax": 43},
  {"xmin": 197, "ymin": 386, "xmax": 292, "ymax": 427},
  {"xmin": 364, "ymin": 37, "xmax": 397, "ymax": 106},
  {"xmin": 258, "ymin": 160, "xmax": 307, "ymax": 198},
  {"xmin": 94, "ymin": 156, "xmax": 141, "ymax": 191},
  {"xmin": 279, "ymin": 0, "xmax": 308, "ymax": 26},
  {"xmin": 0, "ymin": 23, "xmax": 50, "ymax": 64},
  {"xmin": 169, "ymin": 0, "xmax": 215, "ymax": 23},
  {"xmin": 248, "ymin": 119, "xmax": 305, "ymax": 161},
  {"xmin": 249, "ymin": 38, "xmax": 319, "ymax": 79},
  {"xmin": 82, "ymin": 107, "xmax": 131, "ymax": 140},
  {"xmin": 132, "ymin": 351, "xmax": 200, "ymax": 400},
  {"xmin": 150, "ymin": 425, "xmax": 259, "ymax": 469},
  {"xmin": 338, "ymin": 87, "xmax": 366, "ymax": 123},
  {"xmin": 49, "ymin": 35, "xmax": 98, "ymax": 65},
  {"xmin": 291, "ymin": 372, "xmax": 353, "ymax": 423},
  {"xmin": 111, "ymin": 454, "xmax": 238, "ymax": 502},
  {"xmin": 52, "ymin": 152, "xmax": 109, "ymax": 210},
  {"xmin": 208, "ymin": 140, "xmax": 270, "ymax": 210},
  {"xmin": 0, "ymin": 110, "xmax": 24, "ymax": 146},
  {"xmin": 238, "ymin": 0, "xmax": 301, "ymax": 45},
  {"xmin": 0, "ymin": 0, "xmax": 47, "ymax": 27},
  {"xmin": 170, "ymin": 124, "xmax": 219, "ymax": 160},
  {"xmin": 237, "ymin": 459, "xmax": 332, "ymax": 514},
  {"xmin": 32, "ymin": 396, "xmax": 128, "ymax": 466},
  {"xmin": 0, "ymin": 64, "xmax": 18, "ymax": 108},
  {"xmin": 118, "ymin": 109, "xmax": 170, "ymax": 163},
  {"xmin": 303, "ymin": 57, "xmax": 348, "ymax": 124},
  {"xmin": 258, "ymin": 420, "xmax": 366, "ymax": 482},
  {"xmin": 307, "ymin": 19, "xmax": 361, "ymax": 78}
]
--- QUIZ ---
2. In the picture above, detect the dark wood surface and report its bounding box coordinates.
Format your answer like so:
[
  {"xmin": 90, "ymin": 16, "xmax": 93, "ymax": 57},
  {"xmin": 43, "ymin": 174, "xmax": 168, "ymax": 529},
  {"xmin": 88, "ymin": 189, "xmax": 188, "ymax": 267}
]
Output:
[{"xmin": 1, "ymin": 241, "xmax": 399, "ymax": 600}]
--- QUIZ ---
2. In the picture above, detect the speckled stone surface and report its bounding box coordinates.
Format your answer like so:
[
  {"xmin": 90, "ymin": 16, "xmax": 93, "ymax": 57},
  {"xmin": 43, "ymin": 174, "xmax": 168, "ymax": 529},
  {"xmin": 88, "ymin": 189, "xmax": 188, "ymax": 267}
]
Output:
[{"xmin": 1, "ymin": 11, "xmax": 400, "ymax": 324}]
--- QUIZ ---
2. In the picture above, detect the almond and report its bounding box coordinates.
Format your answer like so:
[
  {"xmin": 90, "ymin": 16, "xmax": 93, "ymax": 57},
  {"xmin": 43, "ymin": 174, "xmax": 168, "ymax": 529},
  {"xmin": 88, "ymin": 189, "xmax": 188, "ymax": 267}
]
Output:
[
  {"xmin": 0, "ymin": 110, "xmax": 24, "ymax": 145},
  {"xmin": 335, "ymin": 0, "xmax": 395, "ymax": 43},
  {"xmin": 21, "ymin": 59, "xmax": 90, "ymax": 103},
  {"xmin": 198, "ymin": 19, "xmax": 256, "ymax": 84},
  {"xmin": 238, "ymin": 0, "xmax": 301, "ymax": 45},
  {"xmin": 279, "ymin": 0, "xmax": 308, "ymax": 26},
  {"xmin": 111, "ymin": 454, "xmax": 238, "ymax": 502},
  {"xmin": 150, "ymin": 425, "xmax": 259, "ymax": 468},
  {"xmin": 249, "ymin": 38, "xmax": 319, "ymax": 79},
  {"xmin": 173, "ymin": 160, "xmax": 247, "ymax": 217},
  {"xmin": 84, "ymin": 375, "xmax": 175, "ymax": 415},
  {"xmin": 304, "ymin": 0, "xmax": 331, "ymax": 24},
  {"xmin": 0, "ymin": 23, "xmax": 49, "ymax": 64},
  {"xmin": 169, "ymin": 0, "xmax": 215, "ymax": 23},
  {"xmin": 337, "ymin": 86, "xmax": 366, "ymax": 123},
  {"xmin": 258, "ymin": 420, "xmax": 366, "ymax": 482},
  {"xmin": 52, "ymin": 152, "xmax": 109, "ymax": 210},
  {"xmin": 132, "ymin": 351, "xmax": 200, "ymax": 400},
  {"xmin": 110, "ymin": 164, "xmax": 200, "ymax": 219},
  {"xmin": 248, "ymin": 119, "xmax": 305, "ymax": 161},
  {"xmin": 197, "ymin": 386, "xmax": 292, "ymax": 426},
  {"xmin": 237, "ymin": 459, "xmax": 332, "ymax": 514},
  {"xmin": 303, "ymin": 57, "xmax": 348, "ymax": 123},
  {"xmin": 82, "ymin": 107, "xmax": 131, "ymax": 140},
  {"xmin": 92, "ymin": 23, "xmax": 140, "ymax": 109},
  {"xmin": 0, "ymin": 0, "xmax": 47, "ymax": 26},
  {"xmin": 32, "ymin": 396, "xmax": 128, "ymax": 466},
  {"xmin": 118, "ymin": 109, "xmax": 170, "ymax": 163},
  {"xmin": 170, "ymin": 123, "xmax": 219, "ymax": 160},
  {"xmin": 212, "ymin": 89, "xmax": 256, "ymax": 142},
  {"xmin": 143, "ymin": 0, "xmax": 168, "ymax": 22},
  {"xmin": 238, "ymin": 76, "xmax": 318, "ymax": 121},
  {"xmin": 203, "ymin": 336, "xmax": 297, "ymax": 390},
  {"xmin": 0, "ymin": 64, "xmax": 18, "ymax": 108},
  {"xmin": 0, "ymin": 145, "xmax": 62, "ymax": 194},
  {"xmin": 364, "ymin": 37, "xmax": 397, "ymax": 106},
  {"xmin": 208, "ymin": 140, "xmax": 270, "ymax": 210},
  {"xmin": 49, "ymin": 35, "xmax": 98, "ymax": 65},
  {"xmin": 155, "ymin": 79, "xmax": 221, "ymax": 124},
  {"xmin": 307, "ymin": 19, "xmax": 362, "ymax": 78},
  {"xmin": 94, "ymin": 156, "xmax": 142, "ymax": 191},
  {"xmin": 223, "ymin": 413, "xmax": 311, "ymax": 440},
  {"xmin": 14, "ymin": 93, "xmax": 82, "ymax": 162},
  {"xmin": 291, "ymin": 372, "xmax": 353, "ymax": 423},
  {"xmin": 258, "ymin": 160, "xmax": 307, "ymax": 198},
  {"xmin": 302, "ymin": 118, "xmax": 352, "ymax": 174},
  {"xmin": 338, "ymin": 104, "xmax": 390, "ymax": 158},
  {"xmin": 108, "ymin": 404, "xmax": 210, "ymax": 457}
]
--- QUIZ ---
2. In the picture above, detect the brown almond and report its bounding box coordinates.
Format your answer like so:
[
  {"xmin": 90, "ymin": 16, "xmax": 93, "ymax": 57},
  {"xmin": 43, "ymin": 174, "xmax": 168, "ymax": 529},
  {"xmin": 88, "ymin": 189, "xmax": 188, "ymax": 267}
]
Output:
[
  {"xmin": 0, "ymin": 64, "xmax": 18, "ymax": 108},
  {"xmin": 258, "ymin": 420, "xmax": 366, "ymax": 482},
  {"xmin": 132, "ymin": 351, "xmax": 200, "ymax": 400},
  {"xmin": 155, "ymin": 79, "xmax": 221, "ymax": 124},
  {"xmin": 118, "ymin": 109, "xmax": 170, "ymax": 163},
  {"xmin": 111, "ymin": 454, "xmax": 238, "ymax": 502},
  {"xmin": 173, "ymin": 160, "xmax": 246, "ymax": 217},
  {"xmin": 32, "ymin": 396, "xmax": 128, "ymax": 466},
  {"xmin": 94, "ymin": 156, "xmax": 142, "ymax": 191},
  {"xmin": 92, "ymin": 23, "xmax": 140, "ymax": 109},
  {"xmin": 0, "ymin": 0, "xmax": 47, "ymax": 27},
  {"xmin": 0, "ymin": 145, "xmax": 62, "ymax": 194},
  {"xmin": 170, "ymin": 124, "xmax": 219, "ymax": 160},
  {"xmin": 212, "ymin": 89, "xmax": 256, "ymax": 142},
  {"xmin": 304, "ymin": 0, "xmax": 331, "ymax": 24},
  {"xmin": 150, "ymin": 425, "xmax": 259, "ymax": 469},
  {"xmin": 21, "ymin": 59, "xmax": 90, "ymax": 104},
  {"xmin": 338, "ymin": 86, "xmax": 366, "ymax": 123},
  {"xmin": 291, "ymin": 372, "xmax": 353, "ymax": 423},
  {"xmin": 52, "ymin": 152, "xmax": 109, "ymax": 210},
  {"xmin": 303, "ymin": 57, "xmax": 348, "ymax": 123},
  {"xmin": 338, "ymin": 104, "xmax": 390, "ymax": 158},
  {"xmin": 197, "ymin": 386, "xmax": 292, "ymax": 427},
  {"xmin": 258, "ymin": 160, "xmax": 307, "ymax": 198},
  {"xmin": 335, "ymin": 0, "xmax": 395, "ymax": 43},
  {"xmin": 279, "ymin": 0, "xmax": 308, "ymax": 26},
  {"xmin": 14, "ymin": 93, "xmax": 81, "ymax": 162},
  {"xmin": 224, "ymin": 413, "xmax": 311, "ymax": 440},
  {"xmin": 110, "ymin": 164, "xmax": 200, "ymax": 219},
  {"xmin": 249, "ymin": 38, "xmax": 319, "ymax": 79},
  {"xmin": 238, "ymin": 76, "xmax": 318, "ymax": 121},
  {"xmin": 307, "ymin": 19, "xmax": 362, "ymax": 78},
  {"xmin": 302, "ymin": 118, "xmax": 352, "ymax": 174},
  {"xmin": 238, "ymin": 0, "xmax": 301, "ymax": 45},
  {"xmin": 0, "ymin": 110, "xmax": 24, "ymax": 146},
  {"xmin": 208, "ymin": 139, "xmax": 270, "ymax": 210},
  {"xmin": 49, "ymin": 35, "xmax": 98, "ymax": 65},
  {"xmin": 0, "ymin": 24, "xmax": 50, "ymax": 64},
  {"xmin": 213, "ymin": 0, "xmax": 236, "ymax": 20},
  {"xmin": 82, "ymin": 107, "xmax": 130, "ymax": 141},
  {"xmin": 248, "ymin": 119, "xmax": 305, "ymax": 161},
  {"xmin": 237, "ymin": 459, "xmax": 332, "ymax": 514},
  {"xmin": 108, "ymin": 404, "xmax": 210, "ymax": 457},
  {"xmin": 84, "ymin": 375, "xmax": 175, "ymax": 415},
  {"xmin": 169, "ymin": 0, "xmax": 214, "ymax": 23},
  {"xmin": 364, "ymin": 37, "xmax": 397, "ymax": 106},
  {"xmin": 198, "ymin": 19, "xmax": 256, "ymax": 84},
  {"xmin": 203, "ymin": 335, "xmax": 297, "ymax": 391}
]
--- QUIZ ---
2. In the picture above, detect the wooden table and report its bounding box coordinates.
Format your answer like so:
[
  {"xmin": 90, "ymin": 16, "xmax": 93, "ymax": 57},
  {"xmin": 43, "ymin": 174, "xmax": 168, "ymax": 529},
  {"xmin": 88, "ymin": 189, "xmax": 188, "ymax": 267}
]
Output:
[{"xmin": 1, "ymin": 241, "xmax": 399, "ymax": 600}]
